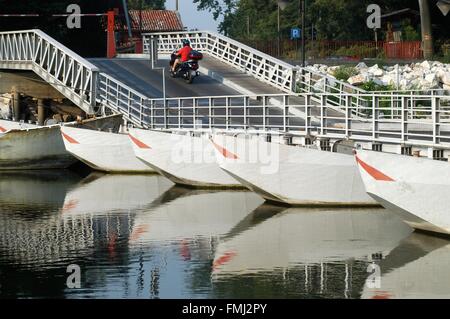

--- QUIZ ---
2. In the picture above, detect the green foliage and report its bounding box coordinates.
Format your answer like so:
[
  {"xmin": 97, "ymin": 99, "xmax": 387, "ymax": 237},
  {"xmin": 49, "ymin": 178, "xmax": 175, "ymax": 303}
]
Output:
[
  {"xmin": 127, "ymin": 0, "xmax": 165, "ymax": 10},
  {"xmin": 401, "ymin": 19, "xmax": 420, "ymax": 41},
  {"xmin": 333, "ymin": 66, "xmax": 358, "ymax": 82},
  {"xmin": 434, "ymin": 43, "xmax": 450, "ymax": 63},
  {"xmin": 334, "ymin": 45, "xmax": 377, "ymax": 58},
  {"xmin": 360, "ymin": 80, "xmax": 395, "ymax": 92}
]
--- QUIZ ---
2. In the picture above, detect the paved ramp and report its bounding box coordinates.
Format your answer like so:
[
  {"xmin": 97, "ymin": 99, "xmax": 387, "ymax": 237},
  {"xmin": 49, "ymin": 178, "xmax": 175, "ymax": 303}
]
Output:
[
  {"xmin": 199, "ymin": 54, "xmax": 282, "ymax": 95},
  {"xmin": 90, "ymin": 55, "xmax": 283, "ymax": 99}
]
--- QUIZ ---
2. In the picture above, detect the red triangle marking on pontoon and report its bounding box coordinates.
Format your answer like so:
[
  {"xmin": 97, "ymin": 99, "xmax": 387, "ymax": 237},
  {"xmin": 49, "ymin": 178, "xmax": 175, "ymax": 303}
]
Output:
[
  {"xmin": 0, "ymin": 126, "xmax": 7, "ymax": 132},
  {"xmin": 211, "ymin": 140, "xmax": 239, "ymax": 159},
  {"xmin": 61, "ymin": 131, "xmax": 79, "ymax": 144},
  {"xmin": 212, "ymin": 251, "xmax": 237, "ymax": 270},
  {"xmin": 129, "ymin": 134, "xmax": 151, "ymax": 149},
  {"xmin": 356, "ymin": 155, "xmax": 394, "ymax": 182}
]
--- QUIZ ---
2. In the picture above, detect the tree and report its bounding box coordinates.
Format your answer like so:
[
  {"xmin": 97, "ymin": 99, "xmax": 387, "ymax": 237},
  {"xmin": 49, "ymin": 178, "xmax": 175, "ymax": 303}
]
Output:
[
  {"xmin": 193, "ymin": 0, "xmax": 237, "ymax": 34},
  {"xmin": 127, "ymin": 0, "xmax": 165, "ymax": 10},
  {"xmin": 193, "ymin": 0, "xmax": 443, "ymax": 45}
]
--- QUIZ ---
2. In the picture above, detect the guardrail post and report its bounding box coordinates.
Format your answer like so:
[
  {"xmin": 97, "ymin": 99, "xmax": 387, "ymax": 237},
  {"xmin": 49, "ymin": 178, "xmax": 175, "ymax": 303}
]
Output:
[
  {"xmin": 320, "ymin": 95, "xmax": 327, "ymax": 136},
  {"xmin": 164, "ymin": 99, "xmax": 168, "ymax": 129},
  {"xmin": 192, "ymin": 98, "xmax": 196, "ymax": 129},
  {"xmin": 346, "ymin": 95, "xmax": 352, "ymax": 138},
  {"xmin": 209, "ymin": 97, "xmax": 213, "ymax": 130},
  {"xmin": 291, "ymin": 68, "xmax": 298, "ymax": 93},
  {"xmin": 305, "ymin": 95, "xmax": 312, "ymax": 136},
  {"xmin": 178, "ymin": 99, "xmax": 181, "ymax": 129},
  {"xmin": 89, "ymin": 71, "xmax": 99, "ymax": 113},
  {"xmin": 401, "ymin": 96, "xmax": 408, "ymax": 143},
  {"xmin": 372, "ymin": 95, "xmax": 379, "ymax": 140},
  {"xmin": 139, "ymin": 97, "xmax": 144, "ymax": 126},
  {"xmin": 262, "ymin": 96, "xmax": 267, "ymax": 130},
  {"xmin": 433, "ymin": 97, "xmax": 440, "ymax": 145},
  {"xmin": 244, "ymin": 96, "xmax": 249, "ymax": 129},
  {"xmin": 226, "ymin": 97, "xmax": 230, "ymax": 130},
  {"xmin": 283, "ymin": 95, "xmax": 290, "ymax": 132}
]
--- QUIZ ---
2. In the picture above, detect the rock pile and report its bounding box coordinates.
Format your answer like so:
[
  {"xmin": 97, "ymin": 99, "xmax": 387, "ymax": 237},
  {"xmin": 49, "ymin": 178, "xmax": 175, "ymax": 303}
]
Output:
[{"xmin": 305, "ymin": 61, "xmax": 450, "ymax": 91}]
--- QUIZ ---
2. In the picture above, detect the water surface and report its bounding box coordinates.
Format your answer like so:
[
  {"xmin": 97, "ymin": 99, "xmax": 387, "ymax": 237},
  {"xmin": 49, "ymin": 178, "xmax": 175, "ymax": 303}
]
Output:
[{"xmin": 0, "ymin": 171, "xmax": 449, "ymax": 299}]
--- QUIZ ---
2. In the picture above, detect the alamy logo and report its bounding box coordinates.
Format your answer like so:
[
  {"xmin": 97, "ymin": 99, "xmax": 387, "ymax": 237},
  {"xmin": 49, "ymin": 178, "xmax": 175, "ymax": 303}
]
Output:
[
  {"xmin": 66, "ymin": 264, "xmax": 81, "ymax": 289},
  {"xmin": 366, "ymin": 4, "xmax": 381, "ymax": 29},
  {"xmin": 66, "ymin": 4, "xmax": 81, "ymax": 29},
  {"xmin": 366, "ymin": 263, "xmax": 381, "ymax": 289}
]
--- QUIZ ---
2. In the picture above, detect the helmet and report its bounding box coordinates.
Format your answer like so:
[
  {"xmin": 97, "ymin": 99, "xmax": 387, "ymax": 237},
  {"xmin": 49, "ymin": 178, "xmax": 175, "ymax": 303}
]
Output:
[{"xmin": 182, "ymin": 39, "xmax": 190, "ymax": 47}]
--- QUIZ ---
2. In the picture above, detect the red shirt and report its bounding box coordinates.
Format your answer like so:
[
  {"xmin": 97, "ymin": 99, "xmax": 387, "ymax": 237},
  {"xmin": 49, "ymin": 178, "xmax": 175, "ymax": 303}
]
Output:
[{"xmin": 177, "ymin": 46, "xmax": 192, "ymax": 62}]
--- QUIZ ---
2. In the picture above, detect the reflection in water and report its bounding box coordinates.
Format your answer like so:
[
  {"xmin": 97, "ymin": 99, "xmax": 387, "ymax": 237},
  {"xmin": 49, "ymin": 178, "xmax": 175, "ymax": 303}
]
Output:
[
  {"xmin": 210, "ymin": 205, "xmax": 412, "ymax": 298},
  {"xmin": 0, "ymin": 173, "xmax": 449, "ymax": 298},
  {"xmin": 62, "ymin": 172, "xmax": 174, "ymax": 216},
  {"xmin": 362, "ymin": 233, "xmax": 450, "ymax": 299},
  {"xmin": 0, "ymin": 170, "xmax": 82, "ymax": 210}
]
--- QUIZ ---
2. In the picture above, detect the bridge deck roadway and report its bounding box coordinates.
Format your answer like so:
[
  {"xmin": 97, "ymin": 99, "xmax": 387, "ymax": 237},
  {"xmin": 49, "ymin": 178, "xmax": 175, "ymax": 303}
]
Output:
[
  {"xmin": 89, "ymin": 54, "xmax": 282, "ymax": 99},
  {"xmin": 90, "ymin": 56, "xmax": 345, "ymax": 126}
]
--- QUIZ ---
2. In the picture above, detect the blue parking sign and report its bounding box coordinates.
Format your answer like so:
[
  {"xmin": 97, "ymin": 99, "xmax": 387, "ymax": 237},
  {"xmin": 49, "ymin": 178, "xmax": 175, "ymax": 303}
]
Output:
[{"xmin": 291, "ymin": 27, "xmax": 301, "ymax": 39}]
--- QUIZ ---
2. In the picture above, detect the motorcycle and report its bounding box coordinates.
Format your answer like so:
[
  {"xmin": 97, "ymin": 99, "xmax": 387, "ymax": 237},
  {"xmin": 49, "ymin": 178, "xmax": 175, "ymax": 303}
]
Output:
[{"xmin": 169, "ymin": 50, "xmax": 203, "ymax": 84}]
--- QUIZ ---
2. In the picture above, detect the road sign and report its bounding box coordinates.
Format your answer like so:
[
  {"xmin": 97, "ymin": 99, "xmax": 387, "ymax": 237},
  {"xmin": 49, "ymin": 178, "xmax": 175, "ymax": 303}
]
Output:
[{"xmin": 291, "ymin": 27, "xmax": 301, "ymax": 39}]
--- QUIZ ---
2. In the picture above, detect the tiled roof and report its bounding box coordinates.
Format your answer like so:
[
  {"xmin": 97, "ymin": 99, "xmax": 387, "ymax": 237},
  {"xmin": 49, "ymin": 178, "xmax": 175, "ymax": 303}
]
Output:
[{"xmin": 126, "ymin": 10, "xmax": 184, "ymax": 32}]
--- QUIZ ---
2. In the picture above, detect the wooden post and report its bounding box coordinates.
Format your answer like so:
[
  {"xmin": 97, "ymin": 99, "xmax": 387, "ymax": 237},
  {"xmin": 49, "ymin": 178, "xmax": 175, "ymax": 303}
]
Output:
[
  {"xmin": 13, "ymin": 90, "xmax": 20, "ymax": 121},
  {"xmin": 37, "ymin": 99, "xmax": 45, "ymax": 126}
]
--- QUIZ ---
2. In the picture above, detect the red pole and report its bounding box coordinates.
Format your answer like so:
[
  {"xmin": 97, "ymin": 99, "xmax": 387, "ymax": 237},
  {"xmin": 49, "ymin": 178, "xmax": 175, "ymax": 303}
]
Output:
[{"xmin": 107, "ymin": 10, "xmax": 116, "ymax": 58}]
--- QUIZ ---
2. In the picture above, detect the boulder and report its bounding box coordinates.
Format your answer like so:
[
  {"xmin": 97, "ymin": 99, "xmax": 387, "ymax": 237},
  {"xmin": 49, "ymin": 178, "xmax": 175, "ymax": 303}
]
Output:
[
  {"xmin": 356, "ymin": 62, "xmax": 368, "ymax": 70},
  {"xmin": 399, "ymin": 79, "xmax": 411, "ymax": 90},
  {"xmin": 372, "ymin": 77, "xmax": 385, "ymax": 86},
  {"xmin": 313, "ymin": 78, "xmax": 326, "ymax": 91},
  {"xmin": 348, "ymin": 74, "xmax": 368, "ymax": 85},
  {"xmin": 367, "ymin": 64, "xmax": 384, "ymax": 77},
  {"xmin": 442, "ymin": 72, "xmax": 450, "ymax": 86},
  {"xmin": 425, "ymin": 73, "xmax": 438, "ymax": 86},
  {"xmin": 380, "ymin": 75, "xmax": 395, "ymax": 87},
  {"xmin": 403, "ymin": 66, "xmax": 412, "ymax": 73},
  {"xmin": 327, "ymin": 66, "xmax": 339, "ymax": 76},
  {"xmin": 420, "ymin": 60, "xmax": 431, "ymax": 70}
]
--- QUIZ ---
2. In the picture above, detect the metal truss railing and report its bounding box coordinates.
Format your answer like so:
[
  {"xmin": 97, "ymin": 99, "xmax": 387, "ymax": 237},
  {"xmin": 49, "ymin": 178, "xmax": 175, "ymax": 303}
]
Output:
[{"xmin": 0, "ymin": 29, "xmax": 99, "ymax": 114}]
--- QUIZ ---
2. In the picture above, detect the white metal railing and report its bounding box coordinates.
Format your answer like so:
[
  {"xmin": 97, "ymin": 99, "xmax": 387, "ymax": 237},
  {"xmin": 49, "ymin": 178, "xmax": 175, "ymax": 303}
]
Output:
[
  {"xmin": 0, "ymin": 29, "xmax": 99, "ymax": 114},
  {"xmin": 96, "ymin": 74, "xmax": 450, "ymax": 149},
  {"xmin": 143, "ymin": 31, "xmax": 298, "ymax": 93},
  {"xmin": 98, "ymin": 72, "xmax": 150, "ymax": 126},
  {"xmin": 297, "ymin": 68, "xmax": 450, "ymax": 118},
  {"xmin": 143, "ymin": 31, "xmax": 421, "ymax": 119}
]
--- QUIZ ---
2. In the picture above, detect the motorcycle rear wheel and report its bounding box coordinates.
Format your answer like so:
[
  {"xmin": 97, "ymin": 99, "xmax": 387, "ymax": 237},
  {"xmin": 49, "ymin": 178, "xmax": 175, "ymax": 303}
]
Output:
[{"xmin": 185, "ymin": 72, "xmax": 194, "ymax": 84}]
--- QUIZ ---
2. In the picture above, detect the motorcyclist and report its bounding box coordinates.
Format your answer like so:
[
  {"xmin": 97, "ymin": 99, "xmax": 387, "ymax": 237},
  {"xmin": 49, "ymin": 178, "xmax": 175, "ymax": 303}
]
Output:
[{"xmin": 171, "ymin": 39, "xmax": 192, "ymax": 72}]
